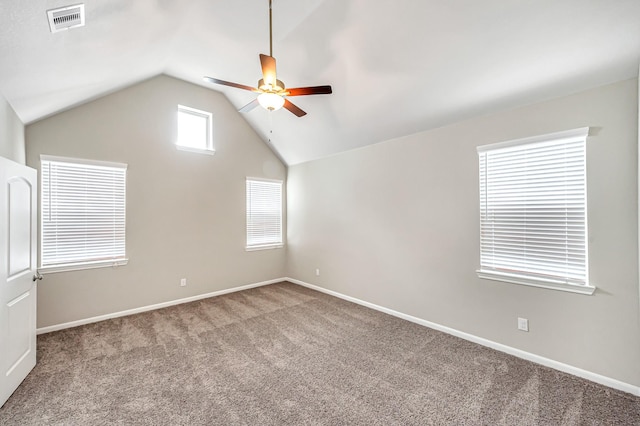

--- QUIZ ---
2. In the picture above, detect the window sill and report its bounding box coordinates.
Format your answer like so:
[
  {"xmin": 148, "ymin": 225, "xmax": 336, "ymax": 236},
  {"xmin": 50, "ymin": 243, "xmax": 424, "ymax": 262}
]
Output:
[
  {"xmin": 477, "ymin": 270, "xmax": 595, "ymax": 295},
  {"xmin": 245, "ymin": 244, "xmax": 284, "ymax": 252},
  {"xmin": 40, "ymin": 259, "xmax": 129, "ymax": 274},
  {"xmin": 176, "ymin": 145, "xmax": 216, "ymax": 156}
]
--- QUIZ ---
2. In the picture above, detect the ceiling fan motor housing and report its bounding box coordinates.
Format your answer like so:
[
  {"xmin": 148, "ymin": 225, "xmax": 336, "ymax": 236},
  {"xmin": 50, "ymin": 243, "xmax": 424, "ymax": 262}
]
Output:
[{"xmin": 258, "ymin": 78, "xmax": 285, "ymax": 93}]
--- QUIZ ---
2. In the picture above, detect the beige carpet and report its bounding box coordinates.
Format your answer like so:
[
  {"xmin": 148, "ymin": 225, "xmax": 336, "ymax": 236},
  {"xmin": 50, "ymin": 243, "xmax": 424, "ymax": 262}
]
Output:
[{"xmin": 1, "ymin": 282, "xmax": 638, "ymax": 425}]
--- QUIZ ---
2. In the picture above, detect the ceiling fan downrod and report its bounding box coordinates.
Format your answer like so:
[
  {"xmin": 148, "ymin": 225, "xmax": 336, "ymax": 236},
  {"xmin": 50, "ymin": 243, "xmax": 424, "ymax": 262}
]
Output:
[
  {"xmin": 269, "ymin": 0, "xmax": 273, "ymax": 57},
  {"xmin": 202, "ymin": 0, "xmax": 332, "ymax": 117}
]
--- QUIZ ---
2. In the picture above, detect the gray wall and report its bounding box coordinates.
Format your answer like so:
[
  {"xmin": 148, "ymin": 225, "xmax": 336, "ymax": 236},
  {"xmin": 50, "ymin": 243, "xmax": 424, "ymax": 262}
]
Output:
[
  {"xmin": 0, "ymin": 93, "xmax": 25, "ymax": 164},
  {"xmin": 26, "ymin": 75, "xmax": 287, "ymax": 328},
  {"xmin": 287, "ymin": 78, "xmax": 640, "ymax": 387}
]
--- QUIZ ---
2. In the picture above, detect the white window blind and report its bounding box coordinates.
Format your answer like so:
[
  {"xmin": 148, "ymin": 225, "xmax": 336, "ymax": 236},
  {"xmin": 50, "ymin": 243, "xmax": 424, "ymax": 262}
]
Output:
[
  {"xmin": 477, "ymin": 128, "xmax": 592, "ymax": 294},
  {"xmin": 40, "ymin": 156, "xmax": 128, "ymax": 272},
  {"xmin": 246, "ymin": 178, "xmax": 283, "ymax": 250}
]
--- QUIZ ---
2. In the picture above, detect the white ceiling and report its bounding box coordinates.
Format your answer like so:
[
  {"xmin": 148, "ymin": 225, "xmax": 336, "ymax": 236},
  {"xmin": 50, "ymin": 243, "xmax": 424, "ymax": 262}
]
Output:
[{"xmin": 1, "ymin": 0, "xmax": 639, "ymax": 165}]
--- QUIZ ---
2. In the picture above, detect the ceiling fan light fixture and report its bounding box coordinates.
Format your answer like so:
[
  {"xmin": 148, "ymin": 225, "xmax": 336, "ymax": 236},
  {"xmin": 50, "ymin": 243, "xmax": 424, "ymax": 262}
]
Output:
[
  {"xmin": 258, "ymin": 92, "xmax": 285, "ymax": 111},
  {"xmin": 202, "ymin": 0, "xmax": 331, "ymax": 117}
]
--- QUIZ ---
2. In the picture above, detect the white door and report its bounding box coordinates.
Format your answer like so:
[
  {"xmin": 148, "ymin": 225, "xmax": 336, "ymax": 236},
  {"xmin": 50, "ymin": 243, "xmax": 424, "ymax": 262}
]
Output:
[{"xmin": 0, "ymin": 156, "xmax": 37, "ymax": 407}]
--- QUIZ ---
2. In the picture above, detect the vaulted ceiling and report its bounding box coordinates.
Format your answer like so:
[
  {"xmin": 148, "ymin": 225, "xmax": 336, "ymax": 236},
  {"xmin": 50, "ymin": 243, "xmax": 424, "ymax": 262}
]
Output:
[{"xmin": 1, "ymin": 0, "xmax": 639, "ymax": 165}]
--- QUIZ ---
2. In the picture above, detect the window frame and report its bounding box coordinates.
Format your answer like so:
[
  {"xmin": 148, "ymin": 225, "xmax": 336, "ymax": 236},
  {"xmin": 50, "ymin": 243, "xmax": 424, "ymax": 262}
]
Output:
[
  {"xmin": 176, "ymin": 104, "xmax": 215, "ymax": 155},
  {"xmin": 39, "ymin": 155, "xmax": 128, "ymax": 274},
  {"xmin": 245, "ymin": 177, "xmax": 284, "ymax": 251},
  {"xmin": 476, "ymin": 128, "xmax": 594, "ymax": 295}
]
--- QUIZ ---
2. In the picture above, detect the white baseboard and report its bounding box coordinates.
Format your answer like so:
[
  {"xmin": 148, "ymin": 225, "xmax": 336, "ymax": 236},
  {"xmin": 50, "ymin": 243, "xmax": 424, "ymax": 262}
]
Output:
[
  {"xmin": 36, "ymin": 276, "xmax": 640, "ymax": 397},
  {"xmin": 286, "ymin": 277, "xmax": 640, "ymax": 397},
  {"xmin": 36, "ymin": 278, "xmax": 286, "ymax": 335}
]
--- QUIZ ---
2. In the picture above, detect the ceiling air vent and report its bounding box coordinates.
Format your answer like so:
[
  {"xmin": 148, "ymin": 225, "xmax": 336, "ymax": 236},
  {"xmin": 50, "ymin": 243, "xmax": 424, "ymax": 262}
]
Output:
[{"xmin": 47, "ymin": 4, "xmax": 85, "ymax": 33}]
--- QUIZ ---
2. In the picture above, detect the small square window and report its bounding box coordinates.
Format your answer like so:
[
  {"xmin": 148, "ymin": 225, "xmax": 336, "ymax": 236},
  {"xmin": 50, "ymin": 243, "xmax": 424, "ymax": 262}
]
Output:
[{"xmin": 176, "ymin": 105, "xmax": 214, "ymax": 155}]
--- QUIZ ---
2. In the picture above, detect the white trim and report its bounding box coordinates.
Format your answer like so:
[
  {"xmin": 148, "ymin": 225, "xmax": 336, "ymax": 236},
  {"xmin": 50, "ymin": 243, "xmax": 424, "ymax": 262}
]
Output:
[
  {"xmin": 286, "ymin": 277, "xmax": 640, "ymax": 397},
  {"xmin": 40, "ymin": 154, "xmax": 127, "ymax": 170},
  {"xmin": 637, "ymin": 62, "xmax": 640, "ymax": 347},
  {"xmin": 246, "ymin": 176, "xmax": 283, "ymax": 184},
  {"xmin": 245, "ymin": 243, "xmax": 284, "ymax": 251},
  {"xmin": 176, "ymin": 146, "xmax": 216, "ymax": 156},
  {"xmin": 36, "ymin": 278, "xmax": 284, "ymax": 335},
  {"xmin": 40, "ymin": 259, "xmax": 128, "ymax": 274},
  {"xmin": 477, "ymin": 270, "xmax": 596, "ymax": 295},
  {"xmin": 476, "ymin": 127, "xmax": 589, "ymax": 153}
]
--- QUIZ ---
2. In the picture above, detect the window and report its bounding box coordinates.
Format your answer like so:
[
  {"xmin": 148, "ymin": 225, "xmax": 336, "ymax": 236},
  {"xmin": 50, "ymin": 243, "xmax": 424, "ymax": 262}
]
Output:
[
  {"xmin": 176, "ymin": 105, "xmax": 214, "ymax": 155},
  {"xmin": 476, "ymin": 128, "xmax": 593, "ymax": 294},
  {"xmin": 40, "ymin": 155, "xmax": 128, "ymax": 273},
  {"xmin": 246, "ymin": 178, "xmax": 283, "ymax": 250}
]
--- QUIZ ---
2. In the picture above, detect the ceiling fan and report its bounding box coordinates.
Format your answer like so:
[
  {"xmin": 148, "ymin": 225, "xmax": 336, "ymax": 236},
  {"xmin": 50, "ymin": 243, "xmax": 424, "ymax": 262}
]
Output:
[{"xmin": 203, "ymin": 0, "xmax": 332, "ymax": 117}]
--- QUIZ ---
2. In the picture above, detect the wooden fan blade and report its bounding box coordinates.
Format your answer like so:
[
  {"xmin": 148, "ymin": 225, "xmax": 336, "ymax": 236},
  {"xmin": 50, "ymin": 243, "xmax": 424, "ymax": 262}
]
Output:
[
  {"xmin": 259, "ymin": 54, "xmax": 277, "ymax": 86},
  {"xmin": 203, "ymin": 76, "xmax": 258, "ymax": 92},
  {"xmin": 283, "ymin": 99, "xmax": 307, "ymax": 117},
  {"xmin": 286, "ymin": 86, "xmax": 333, "ymax": 96},
  {"xmin": 238, "ymin": 98, "xmax": 259, "ymax": 113}
]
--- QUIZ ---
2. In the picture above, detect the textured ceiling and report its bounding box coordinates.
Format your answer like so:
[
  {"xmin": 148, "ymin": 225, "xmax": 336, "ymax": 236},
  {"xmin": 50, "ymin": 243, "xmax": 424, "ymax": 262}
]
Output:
[{"xmin": 0, "ymin": 0, "xmax": 639, "ymax": 165}]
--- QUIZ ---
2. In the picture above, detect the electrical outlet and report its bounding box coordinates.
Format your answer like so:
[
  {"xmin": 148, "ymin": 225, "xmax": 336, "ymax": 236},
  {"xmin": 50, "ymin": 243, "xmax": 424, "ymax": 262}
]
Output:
[
  {"xmin": 517, "ymin": 317, "xmax": 529, "ymax": 332},
  {"xmin": 180, "ymin": 278, "xmax": 187, "ymax": 287},
  {"xmin": 315, "ymin": 268, "xmax": 320, "ymax": 276}
]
